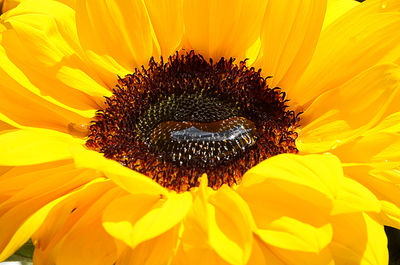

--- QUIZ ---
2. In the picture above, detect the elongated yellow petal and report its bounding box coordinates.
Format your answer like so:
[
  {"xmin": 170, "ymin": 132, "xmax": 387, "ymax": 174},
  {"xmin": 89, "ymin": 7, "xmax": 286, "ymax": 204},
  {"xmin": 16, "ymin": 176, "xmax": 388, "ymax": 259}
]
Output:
[
  {"xmin": 239, "ymin": 154, "xmax": 341, "ymax": 202},
  {"xmin": 247, "ymin": 237, "xmax": 287, "ymax": 265},
  {"xmin": 267, "ymin": 245, "xmax": 334, "ymax": 265},
  {"xmin": 258, "ymin": 0, "xmax": 326, "ymax": 88},
  {"xmin": 332, "ymin": 176, "xmax": 381, "ymax": 215},
  {"xmin": 144, "ymin": 0, "xmax": 184, "ymax": 57},
  {"xmin": 103, "ymin": 192, "xmax": 191, "ymax": 249},
  {"xmin": 173, "ymin": 242, "xmax": 231, "ymax": 265},
  {"xmin": 75, "ymin": 0, "xmax": 159, "ymax": 87},
  {"xmin": 0, "ymin": 196, "xmax": 63, "ymax": 261},
  {"xmin": 179, "ymin": 183, "xmax": 252, "ymax": 265},
  {"xmin": 381, "ymin": 199, "xmax": 400, "ymax": 228},
  {"xmin": 1, "ymin": 0, "xmax": 110, "ymax": 108},
  {"xmin": 237, "ymin": 153, "xmax": 380, "ymax": 258},
  {"xmin": 0, "ymin": 176, "xmax": 105, "ymax": 262},
  {"xmin": 0, "ymin": 47, "xmax": 92, "ymax": 132},
  {"xmin": 323, "ymin": 0, "xmax": 359, "ymax": 29},
  {"xmin": 0, "ymin": 162, "xmax": 95, "ymax": 216},
  {"xmin": 207, "ymin": 187, "xmax": 253, "ymax": 265},
  {"xmin": 298, "ymin": 64, "xmax": 400, "ymax": 153},
  {"xmin": 72, "ymin": 145, "xmax": 167, "ymax": 195},
  {"xmin": 116, "ymin": 224, "xmax": 180, "ymax": 265},
  {"xmin": 183, "ymin": 0, "xmax": 268, "ymax": 61},
  {"xmin": 344, "ymin": 165, "xmax": 400, "ymax": 228},
  {"xmin": 52, "ymin": 187, "xmax": 120, "ymax": 265},
  {"xmin": 257, "ymin": 217, "xmax": 333, "ymax": 253},
  {"xmin": 32, "ymin": 180, "xmax": 118, "ymax": 265},
  {"xmin": 290, "ymin": 0, "xmax": 400, "ymax": 107},
  {"xmin": 333, "ymin": 133, "xmax": 400, "ymax": 165},
  {"xmin": 330, "ymin": 213, "xmax": 388, "ymax": 265},
  {"xmin": 0, "ymin": 129, "xmax": 81, "ymax": 166}
]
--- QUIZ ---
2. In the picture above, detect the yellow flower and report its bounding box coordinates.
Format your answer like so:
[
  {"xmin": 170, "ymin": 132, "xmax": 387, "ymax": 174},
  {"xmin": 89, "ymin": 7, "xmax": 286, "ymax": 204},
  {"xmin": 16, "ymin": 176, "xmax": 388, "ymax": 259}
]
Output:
[{"xmin": 0, "ymin": 0, "xmax": 398, "ymax": 264}]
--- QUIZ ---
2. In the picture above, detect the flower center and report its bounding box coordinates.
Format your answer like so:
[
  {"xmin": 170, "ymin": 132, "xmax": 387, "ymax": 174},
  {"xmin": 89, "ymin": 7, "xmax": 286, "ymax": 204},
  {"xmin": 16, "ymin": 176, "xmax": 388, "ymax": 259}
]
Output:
[
  {"xmin": 86, "ymin": 52, "xmax": 300, "ymax": 192},
  {"xmin": 135, "ymin": 90, "xmax": 258, "ymax": 168}
]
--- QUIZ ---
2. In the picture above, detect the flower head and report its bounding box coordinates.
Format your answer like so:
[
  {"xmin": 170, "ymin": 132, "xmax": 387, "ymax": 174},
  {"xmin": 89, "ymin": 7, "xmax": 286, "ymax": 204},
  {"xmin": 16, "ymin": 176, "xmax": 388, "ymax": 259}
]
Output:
[{"xmin": 0, "ymin": 0, "xmax": 399, "ymax": 264}]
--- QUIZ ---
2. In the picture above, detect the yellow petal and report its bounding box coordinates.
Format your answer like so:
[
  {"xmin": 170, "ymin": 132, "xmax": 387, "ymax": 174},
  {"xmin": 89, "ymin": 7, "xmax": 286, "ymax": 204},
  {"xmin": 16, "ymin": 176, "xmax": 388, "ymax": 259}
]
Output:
[
  {"xmin": 103, "ymin": 191, "xmax": 192, "ymax": 249},
  {"xmin": 326, "ymin": 103, "xmax": 400, "ymax": 169},
  {"xmin": 380, "ymin": 200, "xmax": 400, "ymax": 228},
  {"xmin": 75, "ymin": 0, "xmax": 158, "ymax": 86},
  {"xmin": 0, "ymin": 176, "xmax": 105, "ymax": 262},
  {"xmin": 297, "ymin": 64, "xmax": 400, "ymax": 153},
  {"xmin": 207, "ymin": 187, "xmax": 253, "ymax": 265},
  {"xmin": 332, "ymin": 176, "xmax": 381, "ymax": 215},
  {"xmin": 364, "ymin": 112, "xmax": 400, "ymax": 136},
  {"xmin": 173, "ymin": 242, "xmax": 230, "ymax": 265},
  {"xmin": 239, "ymin": 154, "xmax": 341, "ymax": 204},
  {"xmin": 55, "ymin": 219, "xmax": 119, "ymax": 265},
  {"xmin": 187, "ymin": 174, "xmax": 214, "ymax": 236},
  {"xmin": 49, "ymin": 184, "xmax": 121, "ymax": 265},
  {"xmin": 183, "ymin": 0, "xmax": 268, "ymax": 60},
  {"xmin": 258, "ymin": 0, "xmax": 326, "ymax": 87},
  {"xmin": 370, "ymin": 137, "xmax": 400, "ymax": 164},
  {"xmin": 0, "ymin": 196, "xmax": 63, "ymax": 261},
  {"xmin": 344, "ymin": 165, "xmax": 400, "ymax": 228},
  {"xmin": 290, "ymin": 0, "xmax": 400, "ymax": 107},
  {"xmin": 322, "ymin": 0, "xmax": 359, "ymax": 29},
  {"xmin": 370, "ymin": 167, "xmax": 400, "ymax": 228},
  {"xmin": 331, "ymin": 132, "xmax": 400, "ymax": 165},
  {"xmin": 267, "ymin": 245, "xmax": 334, "ymax": 265},
  {"xmin": 247, "ymin": 236, "xmax": 286, "ymax": 265},
  {"xmin": 0, "ymin": 118, "xmax": 15, "ymax": 131},
  {"xmin": 1, "ymin": 0, "xmax": 109, "ymax": 109},
  {"xmin": 0, "ymin": 162, "xmax": 95, "ymax": 216},
  {"xmin": 71, "ymin": 145, "xmax": 166, "ymax": 195},
  {"xmin": 179, "ymin": 184, "xmax": 252, "ymax": 265},
  {"xmin": 256, "ymin": 216, "xmax": 333, "ymax": 253},
  {"xmin": 0, "ymin": 129, "xmax": 81, "ymax": 166},
  {"xmin": 0, "ymin": 48, "xmax": 92, "ymax": 132},
  {"xmin": 237, "ymin": 154, "xmax": 343, "ymax": 252},
  {"xmin": 144, "ymin": 0, "xmax": 184, "ymax": 57},
  {"xmin": 116, "ymin": 224, "xmax": 180, "ymax": 265},
  {"xmin": 32, "ymin": 180, "xmax": 118, "ymax": 265},
  {"xmin": 330, "ymin": 213, "xmax": 388, "ymax": 265}
]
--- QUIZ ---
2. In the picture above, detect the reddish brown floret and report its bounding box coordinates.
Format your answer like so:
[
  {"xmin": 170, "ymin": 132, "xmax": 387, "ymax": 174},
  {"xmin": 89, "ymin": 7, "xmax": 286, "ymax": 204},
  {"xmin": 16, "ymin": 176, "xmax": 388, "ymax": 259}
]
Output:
[{"xmin": 86, "ymin": 52, "xmax": 299, "ymax": 192}]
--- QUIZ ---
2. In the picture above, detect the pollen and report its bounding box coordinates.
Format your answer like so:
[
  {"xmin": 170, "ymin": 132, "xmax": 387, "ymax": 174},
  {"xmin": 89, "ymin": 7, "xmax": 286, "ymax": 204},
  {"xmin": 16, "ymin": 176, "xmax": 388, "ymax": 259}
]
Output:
[{"xmin": 86, "ymin": 52, "xmax": 300, "ymax": 192}]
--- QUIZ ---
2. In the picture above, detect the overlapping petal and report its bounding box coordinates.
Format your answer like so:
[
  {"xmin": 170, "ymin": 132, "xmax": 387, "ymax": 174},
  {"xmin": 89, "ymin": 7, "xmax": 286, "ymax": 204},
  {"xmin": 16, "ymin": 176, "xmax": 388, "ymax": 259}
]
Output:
[
  {"xmin": 116, "ymin": 224, "xmax": 181, "ymax": 265},
  {"xmin": 257, "ymin": 0, "xmax": 326, "ymax": 88},
  {"xmin": 297, "ymin": 63, "xmax": 400, "ymax": 153},
  {"xmin": 289, "ymin": 0, "xmax": 400, "ymax": 107},
  {"xmin": 329, "ymin": 213, "xmax": 388, "ymax": 265},
  {"xmin": 75, "ymin": 0, "xmax": 185, "ymax": 88},
  {"xmin": 0, "ymin": 162, "xmax": 104, "ymax": 261},
  {"xmin": 183, "ymin": 0, "xmax": 267, "ymax": 61},
  {"xmin": 32, "ymin": 181, "xmax": 121, "ymax": 265},
  {"xmin": 0, "ymin": 0, "xmax": 108, "ymax": 132},
  {"xmin": 102, "ymin": 191, "xmax": 192, "ymax": 249},
  {"xmin": 179, "ymin": 176, "xmax": 253, "ymax": 265},
  {"xmin": 238, "ymin": 154, "xmax": 337, "ymax": 255},
  {"xmin": 173, "ymin": 154, "xmax": 384, "ymax": 264},
  {"xmin": 323, "ymin": 0, "xmax": 359, "ymax": 29}
]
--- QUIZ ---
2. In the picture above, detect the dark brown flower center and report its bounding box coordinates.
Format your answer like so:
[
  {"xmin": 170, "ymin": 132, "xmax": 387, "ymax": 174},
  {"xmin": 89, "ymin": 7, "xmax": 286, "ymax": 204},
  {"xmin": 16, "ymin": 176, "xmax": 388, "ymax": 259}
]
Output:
[{"xmin": 86, "ymin": 52, "xmax": 299, "ymax": 192}]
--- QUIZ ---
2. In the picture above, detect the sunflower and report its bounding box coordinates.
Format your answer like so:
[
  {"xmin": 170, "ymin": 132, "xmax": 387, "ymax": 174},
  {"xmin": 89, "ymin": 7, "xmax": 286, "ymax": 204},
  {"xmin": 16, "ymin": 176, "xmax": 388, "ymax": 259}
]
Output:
[{"xmin": 0, "ymin": 0, "xmax": 398, "ymax": 264}]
